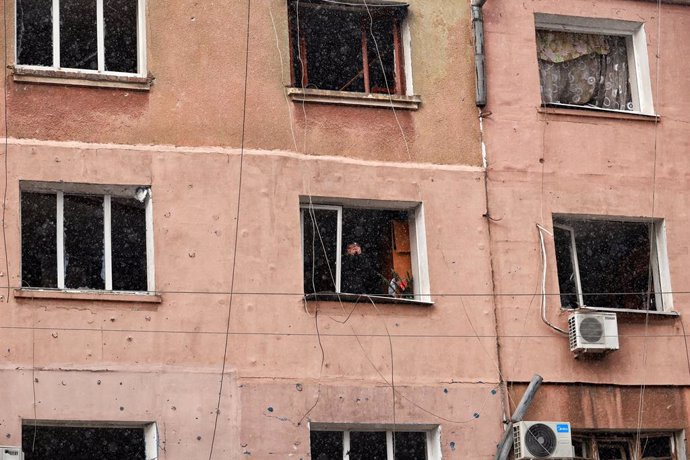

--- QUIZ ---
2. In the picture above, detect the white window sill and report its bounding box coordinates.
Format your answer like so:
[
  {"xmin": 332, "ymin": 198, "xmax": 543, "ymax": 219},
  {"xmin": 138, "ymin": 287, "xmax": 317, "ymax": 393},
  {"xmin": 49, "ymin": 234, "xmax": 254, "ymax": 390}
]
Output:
[
  {"xmin": 287, "ymin": 87, "xmax": 421, "ymax": 110},
  {"xmin": 539, "ymin": 104, "xmax": 659, "ymax": 121},
  {"xmin": 14, "ymin": 288, "xmax": 162, "ymax": 303},
  {"xmin": 565, "ymin": 305, "xmax": 679, "ymax": 318},
  {"xmin": 305, "ymin": 292, "xmax": 433, "ymax": 306},
  {"xmin": 13, "ymin": 66, "xmax": 152, "ymax": 91}
]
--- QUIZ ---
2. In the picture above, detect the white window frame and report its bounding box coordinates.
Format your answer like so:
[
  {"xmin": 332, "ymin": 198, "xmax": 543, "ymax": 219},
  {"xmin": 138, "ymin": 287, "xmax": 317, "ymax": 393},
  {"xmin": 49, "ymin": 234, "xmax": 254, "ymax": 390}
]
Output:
[
  {"xmin": 20, "ymin": 181, "xmax": 155, "ymax": 293},
  {"xmin": 309, "ymin": 424, "xmax": 441, "ymax": 460},
  {"xmin": 300, "ymin": 199, "xmax": 431, "ymax": 303},
  {"xmin": 22, "ymin": 420, "xmax": 158, "ymax": 460},
  {"xmin": 534, "ymin": 13, "xmax": 655, "ymax": 116},
  {"xmin": 553, "ymin": 215, "xmax": 673, "ymax": 313},
  {"xmin": 15, "ymin": 0, "xmax": 148, "ymax": 77}
]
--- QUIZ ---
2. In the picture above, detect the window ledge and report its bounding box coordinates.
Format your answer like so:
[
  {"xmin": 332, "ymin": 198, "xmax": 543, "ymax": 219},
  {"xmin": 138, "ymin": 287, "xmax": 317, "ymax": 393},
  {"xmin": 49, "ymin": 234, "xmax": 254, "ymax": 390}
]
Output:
[
  {"xmin": 538, "ymin": 104, "xmax": 659, "ymax": 122},
  {"xmin": 12, "ymin": 67, "xmax": 153, "ymax": 91},
  {"xmin": 567, "ymin": 306, "xmax": 679, "ymax": 318},
  {"xmin": 287, "ymin": 87, "xmax": 421, "ymax": 110},
  {"xmin": 14, "ymin": 288, "xmax": 162, "ymax": 303},
  {"xmin": 305, "ymin": 292, "xmax": 433, "ymax": 306}
]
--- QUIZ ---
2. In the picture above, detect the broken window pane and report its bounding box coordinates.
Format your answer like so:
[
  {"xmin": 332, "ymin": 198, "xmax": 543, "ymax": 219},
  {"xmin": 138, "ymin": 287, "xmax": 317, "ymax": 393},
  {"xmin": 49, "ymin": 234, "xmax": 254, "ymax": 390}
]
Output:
[
  {"xmin": 64, "ymin": 194, "xmax": 105, "ymax": 290},
  {"xmin": 641, "ymin": 436, "xmax": 672, "ymax": 459},
  {"xmin": 349, "ymin": 431, "xmax": 387, "ymax": 460},
  {"xmin": 60, "ymin": 0, "xmax": 98, "ymax": 70},
  {"xmin": 597, "ymin": 442, "xmax": 631, "ymax": 460},
  {"xmin": 111, "ymin": 197, "xmax": 147, "ymax": 291},
  {"xmin": 21, "ymin": 192, "xmax": 57, "ymax": 288},
  {"xmin": 22, "ymin": 424, "xmax": 146, "ymax": 459},
  {"xmin": 394, "ymin": 431, "xmax": 427, "ymax": 460},
  {"xmin": 104, "ymin": 0, "xmax": 138, "ymax": 73},
  {"xmin": 16, "ymin": 0, "xmax": 53, "ymax": 67},
  {"xmin": 367, "ymin": 18, "xmax": 396, "ymax": 94},
  {"xmin": 302, "ymin": 207, "xmax": 339, "ymax": 294},
  {"xmin": 554, "ymin": 226, "xmax": 579, "ymax": 308},
  {"xmin": 289, "ymin": 1, "xmax": 405, "ymax": 94},
  {"xmin": 553, "ymin": 217, "xmax": 656, "ymax": 310},
  {"xmin": 341, "ymin": 208, "xmax": 408, "ymax": 295},
  {"xmin": 310, "ymin": 431, "xmax": 343, "ymax": 460}
]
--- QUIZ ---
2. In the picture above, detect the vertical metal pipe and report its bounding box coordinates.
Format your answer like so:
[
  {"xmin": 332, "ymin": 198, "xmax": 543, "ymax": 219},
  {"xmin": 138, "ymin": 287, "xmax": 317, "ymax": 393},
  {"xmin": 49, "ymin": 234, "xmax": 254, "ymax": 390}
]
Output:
[{"xmin": 472, "ymin": 0, "xmax": 487, "ymax": 107}]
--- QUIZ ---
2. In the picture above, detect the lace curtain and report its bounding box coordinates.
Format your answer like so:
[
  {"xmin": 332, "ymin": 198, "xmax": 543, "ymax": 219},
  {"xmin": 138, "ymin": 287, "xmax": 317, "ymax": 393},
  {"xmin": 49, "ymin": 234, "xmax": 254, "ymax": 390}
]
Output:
[{"xmin": 537, "ymin": 31, "xmax": 633, "ymax": 111}]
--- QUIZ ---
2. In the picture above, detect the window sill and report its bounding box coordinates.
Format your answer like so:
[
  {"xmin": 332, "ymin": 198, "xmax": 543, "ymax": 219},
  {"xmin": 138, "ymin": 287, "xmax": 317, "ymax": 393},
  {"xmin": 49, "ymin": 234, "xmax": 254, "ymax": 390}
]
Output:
[
  {"xmin": 566, "ymin": 306, "xmax": 679, "ymax": 318},
  {"xmin": 12, "ymin": 67, "xmax": 152, "ymax": 91},
  {"xmin": 14, "ymin": 288, "xmax": 162, "ymax": 303},
  {"xmin": 305, "ymin": 292, "xmax": 433, "ymax": 306},
  {"xmin": 287, "ymin": 87, "xmax": 421, "ymax": 110},
  {"xmin": 538, "ymin": 104, "xmax": 659, "ymax": 122}
]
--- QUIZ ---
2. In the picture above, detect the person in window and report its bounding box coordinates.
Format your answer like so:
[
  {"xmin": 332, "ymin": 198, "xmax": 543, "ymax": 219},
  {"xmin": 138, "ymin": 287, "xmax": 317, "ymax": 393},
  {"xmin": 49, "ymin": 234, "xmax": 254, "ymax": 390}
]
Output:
[{"xmin": 340, "ymin": 242, "xmax": 380, "ymax": 295}]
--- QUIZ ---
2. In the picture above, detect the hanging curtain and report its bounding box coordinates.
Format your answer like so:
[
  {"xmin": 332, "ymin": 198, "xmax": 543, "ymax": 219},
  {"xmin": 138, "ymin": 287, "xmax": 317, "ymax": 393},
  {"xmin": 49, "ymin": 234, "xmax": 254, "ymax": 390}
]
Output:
[{"xmin": 537, "ymin": 31, "xmax": 633, "ymax": 111}]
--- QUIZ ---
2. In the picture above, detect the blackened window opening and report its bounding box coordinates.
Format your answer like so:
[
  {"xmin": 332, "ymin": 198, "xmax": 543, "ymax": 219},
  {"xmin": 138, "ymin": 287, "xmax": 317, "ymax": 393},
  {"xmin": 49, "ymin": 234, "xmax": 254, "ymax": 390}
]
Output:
[
  {"xmin": 349, "ymin": 431, "xmax": 387, "ymax": 460},
  {"xmin": 302, "ymin": 206, "xmax": 412, "ymax": 298},
  {"xmin": 104, "ymin": 0, "xmax": 138, "ymax": 73},
  {"xmin": 553, "ymin": 217, "xmax": 658, "ymax": 310},
  {"xmin": 111, "ymin": 197, "xmax": 147, "ymax": 291},
  {"xmin": 22, "ymin": 424, "xmax": 146, "ymax": 460},
  {"xmin": 16, "ymin": 0, "xmax": 53, "ymax": 66},
  {"xmin": 393, "ymin": 432, "xmax": 428, "ymax": 460},
  {"xmin": 60, "ymin": 0, "xmax": 98, "ymax": 70},
  {"xmin": 289, "ymin": 1, "xmax": 405, "ymax": 95},
  {"xmin": 64, "ymin": 194, "xmax": 105, "ymax": 289},
  {"xmin": 310, "ymin": 431, "xmax": 343, "ymax": 459},
  {"xmin": 21, "ymin": 193, "xmax": 58, "ymax": 288}
]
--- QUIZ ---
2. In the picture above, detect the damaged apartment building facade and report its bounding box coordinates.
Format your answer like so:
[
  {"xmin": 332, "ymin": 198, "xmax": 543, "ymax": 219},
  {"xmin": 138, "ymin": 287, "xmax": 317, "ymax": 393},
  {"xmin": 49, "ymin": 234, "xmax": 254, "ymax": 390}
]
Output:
[{"xmin": 0, "ymin": 0, "xmax": 689, "ymax": 459}]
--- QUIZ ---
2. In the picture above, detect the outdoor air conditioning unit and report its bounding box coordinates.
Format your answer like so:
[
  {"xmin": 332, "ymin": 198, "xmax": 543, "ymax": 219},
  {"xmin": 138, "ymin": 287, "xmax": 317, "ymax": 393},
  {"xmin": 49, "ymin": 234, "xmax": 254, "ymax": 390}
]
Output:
[
  {"xmin": 0, "ymin": 446, "xmax": 23, "ymax": 460},
  {"xmin": 568, "ymin": 312, "xmax": 619, "ymax": 355},
  {"xmin": 513, "ymin": 421, "xmax": 574, "ymax": 459}
]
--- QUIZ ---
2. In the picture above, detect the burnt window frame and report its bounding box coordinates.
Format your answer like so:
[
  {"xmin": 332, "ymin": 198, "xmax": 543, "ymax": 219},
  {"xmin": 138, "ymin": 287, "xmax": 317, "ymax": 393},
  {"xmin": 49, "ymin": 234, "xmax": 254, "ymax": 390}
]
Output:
[
  {"xmin": 309, "ymin": 424, "xmax": 441, "ymax": 460},
  {"xmin": 534, "ymin": 13, "xmax": 655, "ymax": 116},
  {"xmin": 14, "ymin": 0, "xmax": 147, "ymax": 76},
  {"xmin": 288, "ymin": 0, "xmax": 409, "ymax": 96},
  {"xmin": 20, "ymin": 181, "xmax": 155, "ymax": 293},
  {"xmin": 571, "ymin": 430, "xmax": 684, "ymax": 460},
  {"xmin": 300, "ymin": 199, "xmax": 430, "ymax": 304},
  {"xmin": 22, "ymin": 420, "xmax": 158, "ymax": 460},
  {"xmin": 552, "ymin": 214, "xmax": 673, "ymax": 313}
]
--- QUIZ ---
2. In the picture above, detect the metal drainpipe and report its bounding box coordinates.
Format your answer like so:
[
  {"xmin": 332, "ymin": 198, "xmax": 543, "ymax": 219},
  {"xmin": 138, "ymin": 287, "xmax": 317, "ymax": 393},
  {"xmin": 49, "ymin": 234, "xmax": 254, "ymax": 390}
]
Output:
[{"xmin": 472, "ymin": 0, "xmax": 487, "ymax": 107}]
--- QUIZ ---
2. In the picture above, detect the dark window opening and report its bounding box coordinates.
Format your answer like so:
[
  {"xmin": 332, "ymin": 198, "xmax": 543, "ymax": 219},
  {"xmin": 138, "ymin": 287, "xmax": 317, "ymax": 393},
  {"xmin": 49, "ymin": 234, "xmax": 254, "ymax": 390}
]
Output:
[
  {"xmin": 349, "ymin": 431, "xmax": 387, "ymax": 460},
  {"xmin": 22, "ymin": 424, "xmax": 146, "ymax": 460},
  {"xmin": 302, "ymin": 205, "xmax": 413, "ymax": 298},
  {"xmin": 21, "ymin": 193, "xmax": 57, "ymax": 288},
  {"xmin": 16, "ymin": 0, "xmax": 53, "ymax": 67},
  {"xmin": 16, "ymin": 0, "xmax": 140, "ymax": 73},
  {"xmin": 288, "ymin": 0, "xmax": 406, "ymax": 95},
  {"xmin": 553, "ymin": 217, "xmax": 661, "ymax": 310},
  {"xmin": 20, "ymin": 188, "xmax": 149, "ymax": 292},
  {"xmin": 310, "ymin": 431, "xmax": 343, "ymax": 460},
  {"xmin": 536, "ymin": 30, "xmax": 633, "ymax": 111},
  {"xmin": 310, "ymin": 430, "xmax": 429, "ymax": 460},
  {"xmin": 60, "ymin": 0, "xmax": 98, "ymax": 70},
  {"xmin": 104, "ymin": 0, "xmax": 138, "ymax": 73},
  {"xmin": 573, "ymin": 431, "xmax": 676, "ymax": 460},
  {"xmin": 64, "ymin": 194, "xmax": 105, "ymax": 290}
]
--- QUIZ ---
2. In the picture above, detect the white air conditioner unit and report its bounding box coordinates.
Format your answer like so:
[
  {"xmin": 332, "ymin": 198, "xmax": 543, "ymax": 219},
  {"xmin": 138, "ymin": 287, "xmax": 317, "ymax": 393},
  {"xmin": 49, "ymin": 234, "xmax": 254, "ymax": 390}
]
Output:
[
  {"xmin": 513, "ymin": 421, "xmax": 574, "ymax": 459},
  {"xmin": 568, "ymin": 312, "xmax": 619, "ymax": 355},
  {"xmin": 0, "ymin": 446, "xmax": 24, "ymax": 460}
]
